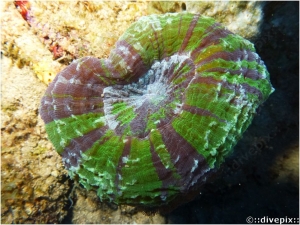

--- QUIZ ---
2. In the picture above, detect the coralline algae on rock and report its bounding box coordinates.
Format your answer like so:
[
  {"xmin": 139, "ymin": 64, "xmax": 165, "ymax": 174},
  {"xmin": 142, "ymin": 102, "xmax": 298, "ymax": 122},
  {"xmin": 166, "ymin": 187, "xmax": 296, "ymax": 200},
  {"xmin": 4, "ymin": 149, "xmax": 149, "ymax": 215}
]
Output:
[{"xmin": 40, "ymin": 13, "xmax": 274, "ymax": 210}]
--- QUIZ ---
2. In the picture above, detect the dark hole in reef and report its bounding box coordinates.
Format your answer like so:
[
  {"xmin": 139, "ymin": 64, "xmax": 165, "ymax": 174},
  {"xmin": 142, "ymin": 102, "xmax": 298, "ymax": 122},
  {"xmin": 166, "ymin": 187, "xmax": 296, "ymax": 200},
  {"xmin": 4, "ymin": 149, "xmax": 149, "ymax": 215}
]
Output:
[{"xmin": 181, "ymin": 3, "xmax": 186, "ymax": 11}]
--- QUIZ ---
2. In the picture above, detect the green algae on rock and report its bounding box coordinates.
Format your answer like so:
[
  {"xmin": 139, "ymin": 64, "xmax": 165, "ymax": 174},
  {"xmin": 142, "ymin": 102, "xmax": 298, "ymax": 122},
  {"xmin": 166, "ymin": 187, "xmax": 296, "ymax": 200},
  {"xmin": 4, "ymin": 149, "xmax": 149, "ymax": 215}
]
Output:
[{"xmin": 40, "ymin": 13, "xmax": 274, "ymax": 210}]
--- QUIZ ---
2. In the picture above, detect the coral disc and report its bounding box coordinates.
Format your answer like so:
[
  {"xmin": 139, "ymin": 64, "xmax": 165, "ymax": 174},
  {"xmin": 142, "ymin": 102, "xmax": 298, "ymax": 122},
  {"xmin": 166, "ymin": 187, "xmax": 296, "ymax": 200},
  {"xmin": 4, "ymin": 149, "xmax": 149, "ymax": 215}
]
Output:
[{"xmin": 40, "ymin": 13, "xmax": 274, "ymax": 209}]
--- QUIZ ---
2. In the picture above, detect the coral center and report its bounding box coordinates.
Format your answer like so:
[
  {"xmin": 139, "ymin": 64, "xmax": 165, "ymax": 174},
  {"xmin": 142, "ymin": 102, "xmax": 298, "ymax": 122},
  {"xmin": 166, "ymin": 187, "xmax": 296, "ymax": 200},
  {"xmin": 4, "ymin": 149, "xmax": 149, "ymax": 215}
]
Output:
[{"xmin": 102, "ymin": 56, "xmax": 186, "ymax": 138}]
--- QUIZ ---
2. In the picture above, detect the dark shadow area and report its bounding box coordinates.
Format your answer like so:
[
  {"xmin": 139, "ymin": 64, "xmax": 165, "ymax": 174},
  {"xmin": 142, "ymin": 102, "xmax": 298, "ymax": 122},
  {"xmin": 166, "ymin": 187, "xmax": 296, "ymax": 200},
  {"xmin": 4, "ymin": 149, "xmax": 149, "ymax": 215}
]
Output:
[{"xmin": 166, "ymin": 1, "xmax": 299, "ymax": 223}]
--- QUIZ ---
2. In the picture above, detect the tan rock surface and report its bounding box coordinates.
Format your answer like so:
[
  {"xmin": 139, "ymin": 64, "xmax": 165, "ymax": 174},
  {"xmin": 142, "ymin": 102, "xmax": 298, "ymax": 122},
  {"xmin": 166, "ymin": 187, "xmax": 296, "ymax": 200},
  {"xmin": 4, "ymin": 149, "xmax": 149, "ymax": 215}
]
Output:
[
  {"xmin": 1, "ymin": 55, "xmax": 70, "ymax": 223},
  {"xmin": 1, "ymin": 1, "xmax": 164, "ymax": 223}
]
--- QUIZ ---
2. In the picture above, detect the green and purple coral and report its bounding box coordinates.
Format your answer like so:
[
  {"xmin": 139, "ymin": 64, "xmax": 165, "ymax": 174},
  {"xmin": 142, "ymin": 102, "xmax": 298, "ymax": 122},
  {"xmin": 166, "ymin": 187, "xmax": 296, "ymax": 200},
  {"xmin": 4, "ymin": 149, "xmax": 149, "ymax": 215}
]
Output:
[{"xmin": 40, "ymin": 13, "xmax": 274, "ymax": 210}]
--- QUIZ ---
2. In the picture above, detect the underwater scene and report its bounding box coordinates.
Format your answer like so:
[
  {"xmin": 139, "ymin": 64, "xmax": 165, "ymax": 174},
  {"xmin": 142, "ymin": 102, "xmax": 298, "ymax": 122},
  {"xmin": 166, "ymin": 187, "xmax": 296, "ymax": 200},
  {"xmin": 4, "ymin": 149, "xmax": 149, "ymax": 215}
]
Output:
[{"xmin": 1, "ymin": 1, "xmax": 299, "ymax": 224}]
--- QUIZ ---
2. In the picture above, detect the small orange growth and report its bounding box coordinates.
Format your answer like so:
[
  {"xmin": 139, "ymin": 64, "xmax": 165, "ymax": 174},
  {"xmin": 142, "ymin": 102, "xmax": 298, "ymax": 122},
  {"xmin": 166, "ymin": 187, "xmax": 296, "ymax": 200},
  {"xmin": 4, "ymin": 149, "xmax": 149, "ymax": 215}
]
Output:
[
  {"xmin": 14, "ymin": 0, "xmax": 31, "ymax": 21},
  {"xmin": 49, "ymin": 44, "xmax": 64, "ymax": 59}
]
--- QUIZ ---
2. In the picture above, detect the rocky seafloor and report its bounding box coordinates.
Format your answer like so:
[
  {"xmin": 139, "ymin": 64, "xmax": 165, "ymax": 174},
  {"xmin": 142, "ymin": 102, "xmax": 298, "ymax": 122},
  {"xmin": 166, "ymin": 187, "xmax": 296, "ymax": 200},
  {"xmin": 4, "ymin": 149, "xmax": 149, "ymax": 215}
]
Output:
[{"xmin": 1, "ymin": 1, "xmax": 298, "ymax": 224}]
